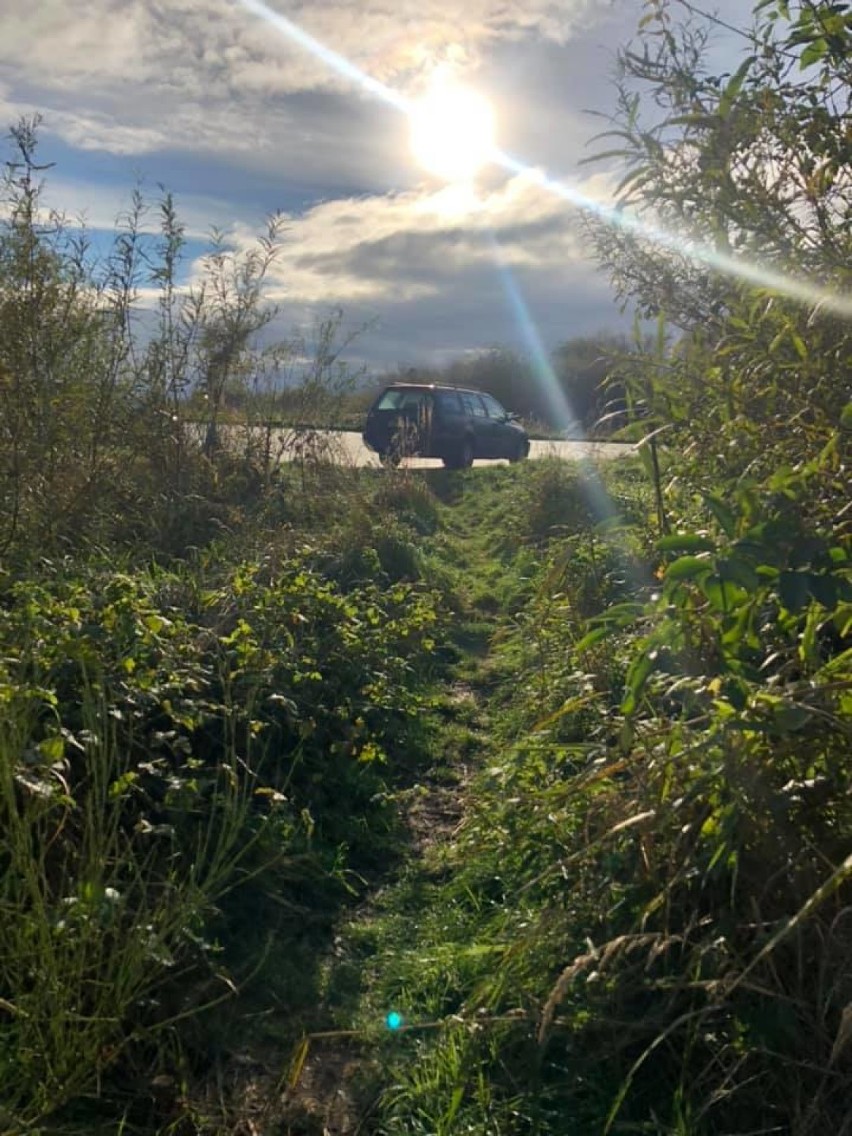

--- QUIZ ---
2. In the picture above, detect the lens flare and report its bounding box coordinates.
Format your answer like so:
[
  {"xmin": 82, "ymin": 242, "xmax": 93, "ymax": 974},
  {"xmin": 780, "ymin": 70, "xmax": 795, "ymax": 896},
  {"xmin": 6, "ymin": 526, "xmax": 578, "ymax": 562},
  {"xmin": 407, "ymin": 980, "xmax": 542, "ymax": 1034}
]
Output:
[
  {"xmin": 234, "ymin": 0, "xmax": 852, "ymax": 320},
  {"xmin": 495, "ymin": 153, "xmax": 852, "ymax": 319},
  {"xmin": 488, "ymin": 234, "xmax": 625, "ymax": 530},
  {"xmin": 488, "ymin": 235, "xmax": 581, "ymax": 438}
]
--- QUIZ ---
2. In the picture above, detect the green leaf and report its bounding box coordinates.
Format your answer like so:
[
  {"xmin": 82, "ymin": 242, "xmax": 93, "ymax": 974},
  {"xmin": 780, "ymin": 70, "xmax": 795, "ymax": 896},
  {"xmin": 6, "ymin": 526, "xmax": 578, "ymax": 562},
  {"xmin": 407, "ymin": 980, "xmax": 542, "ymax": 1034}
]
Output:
[
  {"xmin": 779, "ymin": 570, "xmax": 810, "ymax": 613},
  {"xmin": 718, "ymin": 557, "xmax": 760, "ymax": 592},
  {"xmin": 657, "ymin": 533, "xmax": 717, "ymax": 554},
  {"xmin": 771, "ymin": 706, "xmax": 812, "ymax": 733},
  {"xmin": 621, "ymin": 649, "xmax": 657, "ymax": 716},
  {"xmin": 38, "ymin": 735, "xmax": 65, "ymax": 762},
  {"xmin": 598, "ymin": 602, "xmax": 647, "ymax": 624},
  {"xmin": 702, "ymin": 576, "xmax": 748, "ymax": 612},
  {"xmin": 799, "ymin": 37, "xmax": 828, "ymax": 68},
  {"xmin": 767, "ymin": 464, "xmax": 798, "ymax": 492},
  {"xmin": 445, "ymin": 1086, "xmax": 465, "ymax": 1128},
  {"xmin": 664, "ymin": 555, "xmax": 714, "ymax": 583},
  {"xmin": 722, "ymin": 605, "xmax": 754, "ymax": 650},
  {"xmin": 705, "ymin": 494, "xmax": 737, "ymax": 537},
  {"xmin": 817, "ymin": 646, "xmax": 852, "ymax": 678},
  {"xmin": 840, "ymin": 402, "xmax": 852, "ymax": 431},
  {"xmin": 723, "ymin": 676, "xmax": 749, "ymax": 710},
  {"xmin": 719, "ymin": 56, "xmax": 755, "ymax": 118},
  {"xmin": 790, "ymin": 332, "xmax": 808, "ymax": 360},
  {"xmin": 575, "ymin": 626, "xmax": 612, "ymax": 652},
  {"xmin": 666, "ymin": 112, "xmax": 717, "ymax": 128},
  {"xmin": 800, "ymin": 605, "xmax": 821, "ymax": 665}
]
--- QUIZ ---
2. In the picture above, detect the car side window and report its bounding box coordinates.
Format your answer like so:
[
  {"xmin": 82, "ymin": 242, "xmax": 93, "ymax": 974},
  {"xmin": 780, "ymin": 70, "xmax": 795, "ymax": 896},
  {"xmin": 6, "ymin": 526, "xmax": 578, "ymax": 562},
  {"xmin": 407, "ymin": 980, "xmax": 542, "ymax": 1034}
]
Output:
[
  {"xmin": 436, "ymin": 391, "xmax": 462, "ymax": 413},
  {"xmin": 461, "ymin": 392, "xmax": 488, "ymax": 417},
  {"xmin": 479, "ymin": 394, "xmax": 508, "ymax": 419}
]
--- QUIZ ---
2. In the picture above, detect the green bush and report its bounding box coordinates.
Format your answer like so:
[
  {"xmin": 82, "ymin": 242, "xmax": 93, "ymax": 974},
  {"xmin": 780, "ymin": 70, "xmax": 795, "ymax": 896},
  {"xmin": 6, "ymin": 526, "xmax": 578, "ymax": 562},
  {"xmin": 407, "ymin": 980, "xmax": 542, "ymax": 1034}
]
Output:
[{"xmin": 0, "ymin": 547, "xmax": 440, "ymax": 1129}]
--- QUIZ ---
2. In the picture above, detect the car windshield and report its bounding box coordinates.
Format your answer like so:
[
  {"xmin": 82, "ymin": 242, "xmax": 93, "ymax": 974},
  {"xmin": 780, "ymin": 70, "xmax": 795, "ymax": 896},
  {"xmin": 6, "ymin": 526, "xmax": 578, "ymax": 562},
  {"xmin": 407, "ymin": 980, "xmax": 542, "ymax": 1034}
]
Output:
[{"xmin": 479, "ymin": 393, "xmax": 508, "ymax": 419}]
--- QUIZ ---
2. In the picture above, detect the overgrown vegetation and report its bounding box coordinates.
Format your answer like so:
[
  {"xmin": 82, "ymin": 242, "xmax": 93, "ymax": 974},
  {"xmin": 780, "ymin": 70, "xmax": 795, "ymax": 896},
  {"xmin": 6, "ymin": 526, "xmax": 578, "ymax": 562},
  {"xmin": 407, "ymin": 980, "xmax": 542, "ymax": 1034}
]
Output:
[
  {"xmin": 2, "ymin": 1, "xmax": 851, "ymax": 1132},
  {"xmin": 346, "ymin": 4, "xmax": 852, "ymax": 1134},
  {"xmin": 0, "ymin": 119, "xmax": 446, "ymax": 1131},
  {"xmin": 0, "ymin": 539, "xmax": 444, "ymax": 1130}
]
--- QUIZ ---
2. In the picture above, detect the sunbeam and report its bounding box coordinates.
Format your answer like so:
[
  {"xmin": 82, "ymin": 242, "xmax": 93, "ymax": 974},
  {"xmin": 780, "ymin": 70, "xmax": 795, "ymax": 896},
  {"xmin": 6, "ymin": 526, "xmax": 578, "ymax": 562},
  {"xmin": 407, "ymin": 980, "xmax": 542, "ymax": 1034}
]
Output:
[
  {"xmin": 488, "ymin": 233, "xmax": 624, "ymax": 533},
  {"xmin": 488, "ymin": 235, "xmax": 582, "ymax": 439},
  {"xmin": 495, "ymin": 152, "xmax": 852, "ymax": 320},
  {"xmin": 233, "ymin": 0, "xmax": 852, "ymax": 321},
  {"xmin": 235, "ymin": 0, "xmax": 410, "ymax": 113}
]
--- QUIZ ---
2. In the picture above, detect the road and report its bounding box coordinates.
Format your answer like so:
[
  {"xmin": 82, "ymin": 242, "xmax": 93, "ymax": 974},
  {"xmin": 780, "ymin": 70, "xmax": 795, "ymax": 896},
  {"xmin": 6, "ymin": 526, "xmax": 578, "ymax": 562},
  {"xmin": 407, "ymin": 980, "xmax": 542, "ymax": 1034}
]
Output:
[{"xmin": 270, "ymin": 429, "xmax": 635, "ymax": 467}]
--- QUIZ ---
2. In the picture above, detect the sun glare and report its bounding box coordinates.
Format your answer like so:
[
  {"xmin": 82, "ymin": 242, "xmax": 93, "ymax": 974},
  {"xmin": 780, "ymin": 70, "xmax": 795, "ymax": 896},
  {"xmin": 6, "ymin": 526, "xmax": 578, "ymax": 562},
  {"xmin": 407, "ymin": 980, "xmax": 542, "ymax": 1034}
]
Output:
[{"xmin": 410, "ymin": 81, "xmax": 496, "ymax": 183}]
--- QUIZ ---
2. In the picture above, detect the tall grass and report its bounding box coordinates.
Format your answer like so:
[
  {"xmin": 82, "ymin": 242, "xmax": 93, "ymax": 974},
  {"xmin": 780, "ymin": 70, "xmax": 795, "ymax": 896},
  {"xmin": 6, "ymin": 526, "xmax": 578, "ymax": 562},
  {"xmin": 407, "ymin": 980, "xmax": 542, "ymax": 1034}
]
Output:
[{"xmin": 0, "ymin": 680, "xmax": 268, "ymax": 1128}]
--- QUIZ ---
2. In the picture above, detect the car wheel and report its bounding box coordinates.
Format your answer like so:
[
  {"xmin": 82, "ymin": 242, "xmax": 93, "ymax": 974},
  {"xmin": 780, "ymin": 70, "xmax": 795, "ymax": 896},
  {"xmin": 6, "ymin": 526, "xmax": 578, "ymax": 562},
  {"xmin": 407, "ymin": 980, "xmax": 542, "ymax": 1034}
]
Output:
[{"xmin": 378, "ymin": 448, "xmax": 401, "ymax": 468}]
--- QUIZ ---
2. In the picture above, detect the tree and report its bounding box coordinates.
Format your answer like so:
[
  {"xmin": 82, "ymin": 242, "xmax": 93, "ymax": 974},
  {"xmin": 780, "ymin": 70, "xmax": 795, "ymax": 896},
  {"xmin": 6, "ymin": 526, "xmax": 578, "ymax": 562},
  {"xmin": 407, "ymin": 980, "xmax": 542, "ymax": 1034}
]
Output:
[
  {"xmin": 585, "ymin": 0, "xmax": 852, "ymax": 482},
  {"xmin": 551, "ymin": 332, "xmax": 631, "ymax": 435},
  {"xmin": 444, "ymin": 346, "xmax": 538, "ymax": 418},
  {"xmin": 0, "ymin": 116, "xmax": 125, "ymax": 553},
  {"xmin": 0, "ymin": 118, "xmax": 300, "ymax": 555},
  {"xmin": 195, "ymin": 219, "xmax": 286, "ymax": 457}
]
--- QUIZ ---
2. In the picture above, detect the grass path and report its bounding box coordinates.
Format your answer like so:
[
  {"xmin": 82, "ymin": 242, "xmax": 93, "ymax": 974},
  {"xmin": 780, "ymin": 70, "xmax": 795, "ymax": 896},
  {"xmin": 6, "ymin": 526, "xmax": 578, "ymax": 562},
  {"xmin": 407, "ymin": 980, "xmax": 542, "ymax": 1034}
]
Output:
[{"xmin": 275, "ymin": 471, "xmax": 517, "ymax": 1135}]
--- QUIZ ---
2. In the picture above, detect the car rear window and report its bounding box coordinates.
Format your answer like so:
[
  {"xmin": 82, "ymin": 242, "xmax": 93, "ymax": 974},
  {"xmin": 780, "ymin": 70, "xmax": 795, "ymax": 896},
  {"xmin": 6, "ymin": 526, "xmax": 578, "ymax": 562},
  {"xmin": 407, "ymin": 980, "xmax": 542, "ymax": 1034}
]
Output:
[{"xmin": 376, "ymin": 389, "xmax": 430, "ymax": 411}]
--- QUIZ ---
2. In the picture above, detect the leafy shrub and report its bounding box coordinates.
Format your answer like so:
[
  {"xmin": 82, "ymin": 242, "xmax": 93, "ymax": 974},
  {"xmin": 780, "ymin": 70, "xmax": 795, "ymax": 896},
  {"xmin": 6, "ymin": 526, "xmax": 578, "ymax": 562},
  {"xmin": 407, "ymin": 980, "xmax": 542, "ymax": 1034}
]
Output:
[
  {"xmin": 0, "ymin": 548, "xmax": 440, "ymax": 1128},
  {"xmin": 514, "ymin": 458, "xmax": 596, "ymax": 544}
]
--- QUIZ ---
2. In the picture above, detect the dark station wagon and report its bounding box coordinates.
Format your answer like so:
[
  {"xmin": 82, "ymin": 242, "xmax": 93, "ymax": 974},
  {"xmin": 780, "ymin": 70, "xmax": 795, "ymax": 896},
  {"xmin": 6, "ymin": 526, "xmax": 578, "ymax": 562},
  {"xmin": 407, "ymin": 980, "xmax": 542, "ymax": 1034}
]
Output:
[{"xmin": 363, "ymin": 383, "xmax": 530, "ymax": 469}]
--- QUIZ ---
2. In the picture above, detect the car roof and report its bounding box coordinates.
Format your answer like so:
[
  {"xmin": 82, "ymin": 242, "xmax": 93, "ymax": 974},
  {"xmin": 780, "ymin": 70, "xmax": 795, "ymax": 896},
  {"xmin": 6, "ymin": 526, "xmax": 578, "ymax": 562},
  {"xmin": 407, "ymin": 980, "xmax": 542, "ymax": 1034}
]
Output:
[{"xmin": 380, "ymin": 383, "xmax": 490, "ymax": 397}]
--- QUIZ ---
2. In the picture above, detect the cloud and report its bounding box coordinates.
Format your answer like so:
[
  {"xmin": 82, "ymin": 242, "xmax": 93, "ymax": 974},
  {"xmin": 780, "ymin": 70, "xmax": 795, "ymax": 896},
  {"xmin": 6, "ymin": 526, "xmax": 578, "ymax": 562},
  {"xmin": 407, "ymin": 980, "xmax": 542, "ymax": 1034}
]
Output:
[
  {"xmin": 155, "ymin": 166, "xmax": 621, "ymax": 367},
  {"xmin": 4, "ymin": 0, "xmax": 601, "ymax": 94},
  {"xmin": 229, "ymin": 168, "xmax": 612, "ymax": 305},
  {"xmin": 0, "ymin": 0, "xmax": 607, "ymax": 160},
  {"xmin": 38, "ymin": 176, "xmax": 249, "ymax": 241},
  {"xmin": 0, "ymin": 0, "xmax": 754, "ymax": 371}
]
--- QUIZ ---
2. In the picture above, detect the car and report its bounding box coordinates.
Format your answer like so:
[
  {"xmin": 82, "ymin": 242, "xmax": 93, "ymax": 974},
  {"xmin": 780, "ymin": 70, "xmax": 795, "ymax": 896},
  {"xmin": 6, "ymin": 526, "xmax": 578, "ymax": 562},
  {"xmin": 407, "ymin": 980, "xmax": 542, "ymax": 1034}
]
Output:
[{"xmin": 362, "ymin": 383, "xmax": 530, "ymax": 469}]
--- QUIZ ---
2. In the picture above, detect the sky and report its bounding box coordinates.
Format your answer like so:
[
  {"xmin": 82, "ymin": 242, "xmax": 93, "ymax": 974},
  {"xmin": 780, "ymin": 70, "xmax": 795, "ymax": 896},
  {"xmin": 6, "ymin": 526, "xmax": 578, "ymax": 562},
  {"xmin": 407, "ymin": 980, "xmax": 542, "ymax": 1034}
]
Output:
[{"xmin": 0, "ymin": 0, "xmax": 745, "ymax": 372}]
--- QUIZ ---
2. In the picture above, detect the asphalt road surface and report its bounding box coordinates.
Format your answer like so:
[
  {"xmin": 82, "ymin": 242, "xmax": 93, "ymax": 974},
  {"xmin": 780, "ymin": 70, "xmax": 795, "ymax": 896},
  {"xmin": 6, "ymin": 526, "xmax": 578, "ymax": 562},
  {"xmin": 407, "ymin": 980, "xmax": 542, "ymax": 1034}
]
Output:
[{"xmin": 273, "ymin": 429, "xmax": 635, "ymax": 467}]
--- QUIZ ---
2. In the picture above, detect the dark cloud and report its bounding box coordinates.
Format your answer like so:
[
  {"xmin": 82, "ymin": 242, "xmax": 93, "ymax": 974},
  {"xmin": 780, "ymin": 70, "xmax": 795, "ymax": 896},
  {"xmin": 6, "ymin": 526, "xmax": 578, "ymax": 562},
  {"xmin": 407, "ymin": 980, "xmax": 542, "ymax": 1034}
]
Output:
[{"xmin": 336, "ymin": 263, "xmax": 629, "ymax": 370}]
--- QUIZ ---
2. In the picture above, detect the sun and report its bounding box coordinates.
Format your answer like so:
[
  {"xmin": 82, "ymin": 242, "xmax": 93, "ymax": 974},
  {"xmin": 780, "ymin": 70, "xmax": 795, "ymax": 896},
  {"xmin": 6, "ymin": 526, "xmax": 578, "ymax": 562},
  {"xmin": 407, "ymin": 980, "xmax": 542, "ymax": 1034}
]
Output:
[{"xmin": 409, "ymin": 80, "xmax": 496, "ymax": 182}]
